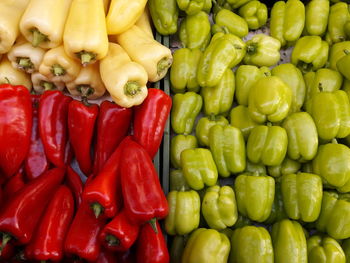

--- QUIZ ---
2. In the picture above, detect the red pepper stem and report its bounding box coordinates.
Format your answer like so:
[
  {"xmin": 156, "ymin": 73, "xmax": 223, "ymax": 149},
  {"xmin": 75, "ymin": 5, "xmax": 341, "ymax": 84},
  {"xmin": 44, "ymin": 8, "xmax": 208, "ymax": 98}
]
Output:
[
  {"xmin": 91, "ymin": 202, "xmax": 104, "ymax": 218},
  {"xmin": 148, "ymin": 218, "xmax": 158, "ymax": 234},
  {"xmin": 0, "ymin": 233, "xmax": 12, "ymax": 255},
  {"xmin": 106, "ymin": 234, "xmax": 120, "ymax": 246}
]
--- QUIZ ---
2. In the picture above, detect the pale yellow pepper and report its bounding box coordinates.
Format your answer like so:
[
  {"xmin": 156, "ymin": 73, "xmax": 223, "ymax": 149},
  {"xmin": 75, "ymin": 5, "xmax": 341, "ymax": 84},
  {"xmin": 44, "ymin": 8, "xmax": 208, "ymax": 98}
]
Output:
[
  {"xmin": 0, "ymin": 57, "xmax": 32, "ymax": 90},
  {"xmin": 19, "ymin": 0, "xmax": 72, "ymax": 48},
  {"xmin": 115, "ymin": 25, "xmax": 172, "ymax": 82},
  {"xmin": 135, "ymin": 7, "xmax": 154, "ymax": 39},
  {"xmin": 64, "ymin": 0, "xmax": 109, "ymax": 65},
  {"xmin": 66, "ymin": 62, "xmax": 106, "ymax": 99},
  {"xmin": 39, "ymin": 46, "xmax": 81, "ymax": 83},
  {"xmin": 31, "ymin": 72, "xmax": 65, "ymax": 94},
  {"xmin": 100, "ymin": 43, "xmax": 148, "ymax": 108},
  {"xmin": 103, "ymin": 0, "xmax": 111, "ymax": 12},
  {"xmin": 106, "ymin": 0, "xmax": 147, "ymax": 35}
]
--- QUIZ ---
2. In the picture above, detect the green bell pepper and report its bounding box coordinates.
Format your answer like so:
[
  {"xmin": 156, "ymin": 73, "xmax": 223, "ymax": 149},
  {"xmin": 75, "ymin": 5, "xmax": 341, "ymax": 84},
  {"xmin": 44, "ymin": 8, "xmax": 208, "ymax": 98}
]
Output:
[
  {"xmin": 233, "ymin": 214, "xmax": 252, "ymax": 229},
  {"xmin": 165, "ymin": 190, "xmax": 200, "ymax": 235},
  {"xmin": 329, "ymin": 41, "xmax": 350, "ymax": 71},
  {"xmin": 238, "ymin": 0, "xmax": 268, "ymax": 30},
  {"xmin": 170, "ymin": 135, "xmax": 198, "ymax": 168},
  {"xmin": 235, "ymin": 65, "xmax": 270, "ymax": 106},
  {"xmin": 343, "ymin": 79, "xmax": 350, "ymax": 99},
  {"xmin": 264, "ymin": 181, "xmax": 288, "ymax": 224},
  {"xmin": 170, "ymin": 169, "xmax": 190, "ymax": 191},
  {"xmin": 281, "ymin": 173, "xmax": 323, "ymax": 222},
  {"xmin": 226, "ymin": 0, "xmax": 252, "ymax": 8},
  {"xmin": 171, "ymin": 92, "xmax": 202, "ymax": 134},
  {"xmin": 209, "ymin": 124, "xmax": 246, "ymax": 177},
  {"xmin": 181, "ymin": 148, "xmax": 218, "ymax": 190},
  {"xmin": 243, "ymin": 34, "xmax": 281, "ymax": 67},
  {"xmin": 177, "ymin": 0, "xmax": 207, "ymax": 15},
  {"xmin": 170, "ymin": 236, "xmax": 186, "ymax": 263},
  {"xmin": 246, "ymin": 159, "xmax": 266, "ymax": 174},
  {"xmin": 291, "ymin": 36, "xmax": 329, "ymax": 73},
  {"xmin": 312, "ymin": 141, "xmax": 350, "ymax": 192},
  {"xmin": 247, "ymin": 124, "xmax": 288, "ymax": 166},
  {"xmin": 230, "ymin": 226, "xmax": 273, "ymax": 263},
  {"xmin": 307, "ymin": 235, "xmax": 346, "ymax": 263},
  {"xmin": 282, "ymin": 112, "xmax": 318, "ymax": 162},
  {"xmin": 271, "ymin": 219, "xmax": 308, "ymax": 263},
  {"xmin": 234, "ymin": 173, "xmax": 275, "ymax": 222},
  {"xmin": 271, "ymin": 63, "xmax": 306, "ymax": 113},
  {"xmin": 148, "ymin": 0, "xmax": 179, "ymax": 35},
  {"xmin": 268, "ymin": 157, "xmax": 301, "ymax": 178},
  {"xmin": 179, "ymin": 12, "xmax": 211, "ymax": 50},
  {"xmin": 201, "ymin": 68, "xmax": 235, "ymax": 116},
  {"xmin": 306, "ymin": 90, "xmax": 350, "ymax": 141},
  {"xmin": 248, "ymin": 76, "xmax": 292, "ymax": 123},
  {"xmin": 170, "ymin": 48, "xmax": 202, "ymax": 93},
  {"xmin": 212, "ymin": 9, "xmax": 249, "ymax": 38},
  {"xmin": 195, "ymin": 115, "xmax": 229, "ymax": 146},
  {"xmin": 316, "ymin": 191, "xmax": 350, "ymax": 240},
  {"xmin": 270, "ymin": 0, "xmax": 305, "ymax": 46},
  {"xmin": 182, "ymin": 228, "xmax": 231, "ymax": 263},
  {"xmin": 342, "ymin": 238, "xmax": 350, "ymax": 262},
  {"xmin": 230, "ymin": 105, "xmax": 259, "ymax": 140},
  {"xmin": 305, "ymin": 0, "xmax": 329, "ymax": 36},
  {"xmin": 337, "ymin": 50, "xmax": 350, "ymax": 81},
  {"xmin": 202, "ymin": 185, "xmax": 238, "ymax": 230},
  {"xmin": 327, "ymin": 2, "xmax": 350, "ymax": 44}
]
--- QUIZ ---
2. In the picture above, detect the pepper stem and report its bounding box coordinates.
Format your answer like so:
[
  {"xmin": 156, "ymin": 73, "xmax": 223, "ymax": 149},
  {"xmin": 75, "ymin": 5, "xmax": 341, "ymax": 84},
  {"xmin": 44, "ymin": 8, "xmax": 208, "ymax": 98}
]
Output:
[
  {"xmin": 77, "ymin": 85, "xmax": 94, "ymax": 98},
  {"xmin": 42, "ymin": 81, "xmax": 55, "ymax": 91},
  {"xmin": 222, "ymin": 26, "xmax": 230, "ymax": 34},
  {"xmin": 17, "ymin": 57, "xmax": 33, "ymax": 70},
  {"xmin": 344, "ymin": 49, "xmax": 350, "ymax": 55},
  {"xmin": 149, "ymin": 218, "xmax": 158, "ymax": 234},
  {"xmin": 51, "ymin": 64, "xmax": 66, "ymax": 76},
  {"xmin": 157, "ymin": 57, "xmax": 172, "ymax": 77},
  {"xmin": 4, "ymin": 77, "xmax": 10, "ymax": 84},
  {"xmin": 124, "ymin": 81, "xmax": 141, "ymax": 96},
  {"xmin": 106, "ymin": 234, "xmax": 120, "ymax": 246},
  {"xmin": 78, "ymin": 52, "xmax": 96, "ymax": 66},
  {"xmin": 297, "ymin": 61, "xmax": 313, "ymax": 73},
  {"xmin": 91, "ymin": 202, "xmax": 104, "ymax": 218},
  {"xmin": 0, "ymin": 233, "xmax": 12, "ymax": 255},
  {"xmin": 208, "ymin": 113, "xmax": 216, "ymax": 121},
  {"xmin": 32, "ymin": 28, "xmax": 48, "ymax": 47},
  {"xmin": 331, "ymin": 138, "xmax": 338, "ymax": 144},
  {"xmin": 246, "ymin": 43, "xmax": 257, "ymax": 54}
]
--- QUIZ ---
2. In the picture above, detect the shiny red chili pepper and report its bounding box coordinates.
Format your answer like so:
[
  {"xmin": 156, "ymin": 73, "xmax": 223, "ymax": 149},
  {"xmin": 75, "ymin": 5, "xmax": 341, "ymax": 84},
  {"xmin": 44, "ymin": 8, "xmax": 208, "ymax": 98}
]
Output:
[
  {"xmin": 68, "ymin": 99, "xmax": 99, "ymax": 176},
  {"xmin": 66, "ymin": 165, "xmax": 83, "ymax": 208},
  {"xmin": 24, "ymin": 95, "xmax": 49, "ymax": 181},
  {"xmin": 3, "ymin": 170, "xmax": 25, "ymax": 201},
  {"xmin": 92, "ymin": 101, "xmax": 132, "ymax": 176},
  {"xmin": 39, "ymin": 90, "xmax": 72, "ymax": 168},
  {"xmin": 99, "ymin": 209, "xmax": 139, "ymax": 251},
  {"xmin": 136, "ymin": 220, "xmax": 169, "ymax": 263},
  {"xmin": 133, "ymin": 88, "xmax": 172, "ymax": 159},
  {"xmin": 25, "ymin": 185, "xmax": 74, "ymax": 262},
  {"xmin": 120, "ymin": 137, "xmax": 168, "ymax": 225},
  {"xmin": 64, "ymin": 202, "xmax": 106, "ymax": 262},
  {"xmin": 0, "ymin": 84, "xmax": 32, "ymax": 178},
  {"xmin": 95, "ymin": 247, "xmax": 119, "ymax": 263},
  {"xmin": 0, "ymin": 167, "xmax": 65, "ymax": 246}
]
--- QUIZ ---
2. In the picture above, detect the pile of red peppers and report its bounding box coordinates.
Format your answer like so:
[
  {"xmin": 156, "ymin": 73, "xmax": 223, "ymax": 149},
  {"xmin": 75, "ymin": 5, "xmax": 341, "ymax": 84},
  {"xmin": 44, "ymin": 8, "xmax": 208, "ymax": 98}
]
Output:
[{"xmin": 0, "ymin": 84, "xmax": 172, "ymax": 263}]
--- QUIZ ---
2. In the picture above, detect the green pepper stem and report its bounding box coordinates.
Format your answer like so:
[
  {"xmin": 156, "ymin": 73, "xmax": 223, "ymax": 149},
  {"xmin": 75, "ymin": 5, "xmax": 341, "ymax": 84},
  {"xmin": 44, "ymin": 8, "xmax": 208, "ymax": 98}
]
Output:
[
  {"xmin": 344, "ymin": 49, "xmax": 350, "ymax": 55},
  {"xmin": 41, "ymin": 261, "xmax": 46, "ymax": 263},
  {"xmin": 77, "ymin": 85, "xmax": 94, "ymax": 98},
  {"xmin": 297, "ymin": 61, "xmax": 313, "ymax": 74},
  {"xmin": 149, "ymin": 218, "xmax": 158, "ymax": 234},
  {"xmin": 78, "ymin": 52, "xmax": 96, "ymax": 66},
  {"xmin": 106, "ymin": 234, "xmax": 120, "ymax": 246},
  {"xmin": 267, "ymin": 122, "xmax": 272, "ymax": 127},
  {"xmin": 42, "ymin": 81, "xmax": 55, "ymax": 91},
  {"xmin": 91, "ymin": 202, "xmax": 104, "ymax": 218},
  {"xmin": 124, "ymin": 81, "xmax": 141, "ymax": 96},
  {"xmin": 222, "ymin": 26, "xmax": 230, "ymax": 34},
  {"xmin": 32, "ymin": 28, "xmax": 48, "ymax": 47},
  {"xmin": 331, "ymin": 138, "xmax": 338, "ymax": 144},
  {"xmin": 51, "ymin": 64, "xmax": 66, "ymax": 76},
  {"xmin": 208, "ymin": 114, "xmax": 216, "ymax": 121},
  {"xmin": 246, "ymin": 43, "xmax": 257, "ymax": 54},
  {"xmin": 0, "ymin": 233, "xmax": 12, "ymax": 255},
  {"xmin": 17, "ymin": 57, "xmax": 33, "ymax": 70},
  {"xmin": 157, "ymin": 57, "xmax": 172, "ymax": 76}
]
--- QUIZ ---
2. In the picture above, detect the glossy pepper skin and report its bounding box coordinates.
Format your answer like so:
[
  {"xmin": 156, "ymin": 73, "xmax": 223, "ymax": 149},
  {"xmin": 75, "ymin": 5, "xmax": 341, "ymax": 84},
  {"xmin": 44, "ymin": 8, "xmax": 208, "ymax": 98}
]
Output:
[
  {"xmin": 202, "ymin": 185, "xmax": 238, "ymax": 230},
  {"xmin": 3, "ymin": 170, "xmax": 25, "ymax": 202},
  {"xmin": 337, "ymin": 50, "xmax": 350, "ymax": 81},
  {"xmin": 316, "ymin": 191, "xmax": 350, "ymax": 240},
  {"xmin": 170, "ymin": 135, "xmax": 198, "ymax": 168},
  {"xmin": 66, "ymin": 165, "xmax": 83, "ymax": 208},
  {"xmin": 182, "ymin": 228, "xmax": 230, "ymax": 263},
  {"xmin": 171, "ymin": 92, "xmax": 202, "ymax": 135},
  {"xmin": 170, "ymin": 48, "xmax": 202, "ymax": 93},
  {"xmin": 209, "ymin": 124, "xmax": 246, "ymax": 177},
  {"xmin": 165, "ymin": 190, "xmax": 200, "ymax": 235},
  {"xmin": 248, "ymin": 76, "xmax": 292, "ymax": 123},
  {"xmin": 177, "ymin": 0, "xmax": 206, "ymax": 15},
  {"xmin": 305, "ymin": 0, "xmax": 329, "ymax": 36},
  {"xmin": 281, "ymin": 173, "xmax": 322, "ymax": 222},
  {"xmin": 179, "ymin": 12, "xmax": 211, "ymax": 51},
  {"xmin": 230, "ymin": 105, "xmax": 259, "ymax": 140},
  {"xmin": 195, "ymin": 115, "xmax": 229, "ymax": 147},
  {"xmin": 230, "ymin": 226, "xmax": 273, "ymax": 263},
  {"xmin": 282, "ymin": 112, "xmax": 318, "ymax": 162},
  {"xmin": 170, "ymin": 170, "xmax": 190, "ymax": 193},
  {"xmin": 271, "ymin": 219, "xmax": 307, "ymax": 263},
  {"xmin": 291, "ymin": 36, "xmax": 329, "ymax": 73},
  {"xmin": 247, "ymin": 125, "xmax": 288, "ymax": 166},
  {"xmin": 24, "ymin": 186, "xmax": 74, "ymax": 262},
  {"xmin": 238, "ymin": 0, "xmax": 267, "ymax": 30},
  {"xmin": 201, "ymin": 68, "xmax": 235, "ymax": 116},
  {"xmin": 212, "ymin": 9, "xmax": 248, "ymax": 38},
  {"xmin": 234, "ymin": 173, "xmax": 275, "ymax": 222},
  {"xmin": 93, "ymin": 100, "xmax": 132, "ymax": 176},
  {"xmin": 99, "ymin": 209, "xmax": 140, "ymax": 252},
  {"xmin": 121, "ymin": 137, "xmax": 168, "ymax": 224},
  {"xmin": 268, "ymin": 157, "xmax": 301, "ymax": 178},
  {"xmin": 39, "ymin": 90, "xmax": 72, "ymax": 168},
  {"xmin": 0, "ymin": 168, "xmax": 65, "ymax": 245},
  {"xmin": 329, "ymin": 42, "xmax": 350, "ymax": 71},
  {"xmin": 264, "ymin": 182, "xmax": 287, "ymax": 224},
  {"xmin": 327, "ymin": 2, "xmax": 350, "ymax": 44},
  {"xmin": 181, "ymin": 148, "xmax": 218, "ymax": 190},
  {"xmin": 133, "ymin": 88, "xmax": 172, "ymax": 159},
  {"xmin": 148, "ymin": 0, "xmax": 178, "ymax": 35},
  {"xmin": 0, "ymin": 84, "xmax": 32, "ymax": 178},
  {"xmin": 307, "ymin": 235, "xmax": 346, "ymax": 263}
]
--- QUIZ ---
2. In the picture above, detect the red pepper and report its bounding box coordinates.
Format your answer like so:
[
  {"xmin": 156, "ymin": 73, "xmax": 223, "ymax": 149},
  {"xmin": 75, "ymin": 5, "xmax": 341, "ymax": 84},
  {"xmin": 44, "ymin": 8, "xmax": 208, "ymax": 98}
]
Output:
[
  {"xmin": 68, "ymin": 99, "xmax": 99, "ymax": 176},
  {"xmin": 99, "ymin": 209, "xmax": 139, "ymax": 252},
  {"xmin": 120, "ymin": 137, "xmax": 168, "ymax": 226},
  {"xmin": 93, "ymin": 101, "xmax": 132, "ymax": 176},
  {"xmin": 95, "ymin": 247, "xmax": 119, "ymax": 263},
  {"xmin": 66, "ymin": 165, "xmax": 83, "ymax": 208},
  {"xmin": 0, "ymin": 167, "xmax": 65, "ymax": 247},
  {"xmin": 39, "ymin": 90, "xmax": 72, "ymax": 168},
  {"xmin": 136, "ymin": 220, "xmax": 169, "ymax": 263},
  {"xmin": 64, "ymin": 201, "xmax": 105, "ymax": 262},
  {"xmin": 133, "ymin": 88, "xmax": 172, "ymax": 159},
  {"xmin": 3, "ymin": 170, "xmax": 25, "ymax": 201},
  {"xmin": 24, "ymin": 95, "xmax": 49, "ymax": 181},
  {"xmin": 25, "ymin": 185, "xmax": 74, "ymax": 262},
  {"xmin": 0, "ymin": 84, "xmax": 32, "ymax": 178},
  {"xmin": 0, "ymin": 239, "xmax": 14, "ymax": 261}
]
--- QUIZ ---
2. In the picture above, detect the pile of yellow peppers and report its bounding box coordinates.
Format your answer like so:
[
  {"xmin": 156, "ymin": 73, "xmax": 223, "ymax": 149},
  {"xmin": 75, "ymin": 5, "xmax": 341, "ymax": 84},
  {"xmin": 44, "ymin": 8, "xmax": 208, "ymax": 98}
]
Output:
[{"xmin": 0, "ymin": 0, "xmax": 173, "ymax": 107}]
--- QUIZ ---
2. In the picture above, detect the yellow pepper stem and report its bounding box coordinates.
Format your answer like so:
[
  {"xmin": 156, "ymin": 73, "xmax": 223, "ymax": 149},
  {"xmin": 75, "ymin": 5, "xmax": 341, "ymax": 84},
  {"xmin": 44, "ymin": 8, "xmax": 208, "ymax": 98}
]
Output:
[
  {"xmin": 76, "ymin": 51, "xmax": 96, "ymax": 66},
  {"xmin": 32, "ymin": 28, "xmax": 48, "ymax": 47},
  {"xmin": 51, "ymin": 64, "xmax": 66, "ymax": 76},
  {"xmin": 157, "ymin": 57, "xmax": 172, "ymax": 77},
  {"xmin": 106, "ymin": 234, "xmax": 120, "ymax": 247},
  {"xmin": 42, "ymin": 81, "xmax": 55, "ymax": 91},
  {"xmin": 17, "ymin": 57, "xmax": 33, "ymax": 70},
  {"xmin": 77, "ymin": 85, "xmax": 94, "ymax": 98},
  {"xmin": 124, "ymin": 81, "xmax": 141, "ymax": 96}
]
